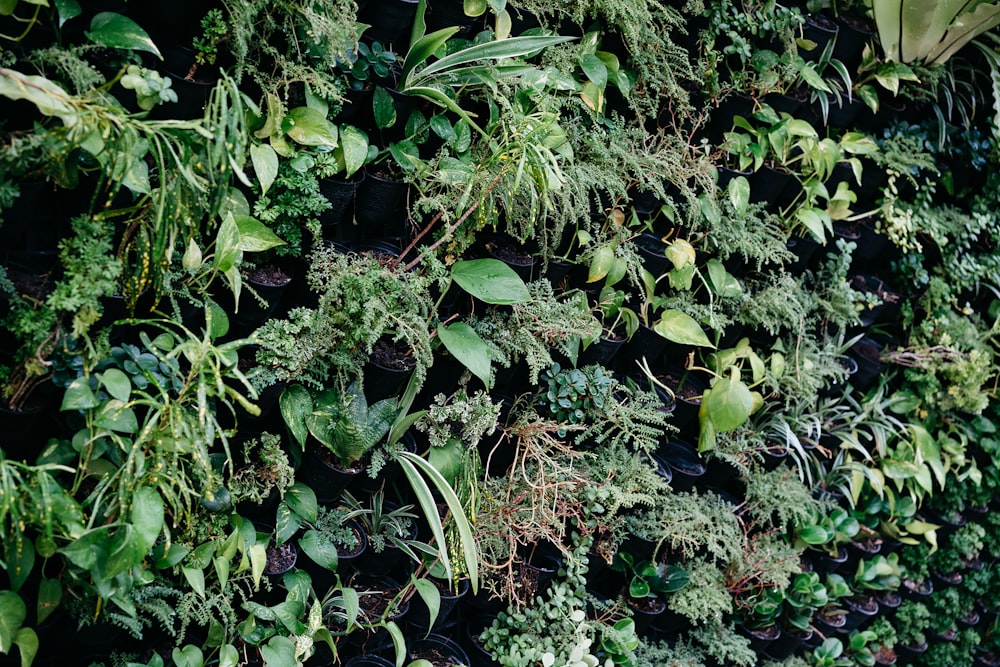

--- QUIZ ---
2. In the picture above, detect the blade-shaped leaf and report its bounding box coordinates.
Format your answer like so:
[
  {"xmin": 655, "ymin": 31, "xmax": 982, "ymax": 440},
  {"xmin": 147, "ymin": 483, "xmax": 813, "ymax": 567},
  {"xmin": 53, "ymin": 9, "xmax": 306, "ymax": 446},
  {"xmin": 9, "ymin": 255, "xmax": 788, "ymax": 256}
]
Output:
[{"xmin": 437, "ymin": 322, "xmax": 491, "ymax": 387}]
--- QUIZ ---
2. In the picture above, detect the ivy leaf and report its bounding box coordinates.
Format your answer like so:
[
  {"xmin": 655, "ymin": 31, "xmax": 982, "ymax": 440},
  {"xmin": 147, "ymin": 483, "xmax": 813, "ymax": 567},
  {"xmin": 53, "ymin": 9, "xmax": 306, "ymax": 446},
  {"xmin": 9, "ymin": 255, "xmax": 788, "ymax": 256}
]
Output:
[
  {"xmin": 61, "ymin": 376, "xmax": 99, "ymax": 411},
  {"xmin": 653, "ymin": 310, "xmax": 714, "ymax": 348},
  {"xmin": 234, "ymin": 215, "xmax": 285, "ymax": 253},
  {"xmin": 250, "ymin": 144, "xmax": 278, "ymax": 196},
  {"xmin": 700, "ymin": 377, "xmax": 753, "ymax": 431},
  {"xmin": 282, "ymin": 107, "xmax": 338, "ymax": 147},
  {"xmin": 86, "ymin": 12, "xmax": 162, "ymax": 59}
]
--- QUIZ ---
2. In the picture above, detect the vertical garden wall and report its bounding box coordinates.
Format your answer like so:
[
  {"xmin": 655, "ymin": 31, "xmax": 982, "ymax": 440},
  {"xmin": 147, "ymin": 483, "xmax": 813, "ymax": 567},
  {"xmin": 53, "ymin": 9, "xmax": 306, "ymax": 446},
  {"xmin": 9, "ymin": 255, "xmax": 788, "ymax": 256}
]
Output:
[{"xmin": 1, "ymin": 1, "xmax": 1000, "ymax": 666}]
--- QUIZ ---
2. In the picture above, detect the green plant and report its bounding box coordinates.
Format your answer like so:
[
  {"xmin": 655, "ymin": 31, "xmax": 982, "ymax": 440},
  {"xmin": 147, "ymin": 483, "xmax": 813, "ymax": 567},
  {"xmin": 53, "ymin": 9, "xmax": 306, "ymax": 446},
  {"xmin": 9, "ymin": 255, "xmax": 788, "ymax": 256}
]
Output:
[
  {"xmin": 609, "ymin": 551, "xmax": 690, "ymax": 599},
  {"xmin": 853, "ymin": 553, "xmax": 904, "ymax": 592},
  {"xmin": 281, "ymin": 381, "xmax": 398, "ymax": 469},
  {"xmin": 254, "ymin": 246, "xmax": 435, "ymax": 390},
  {"xmin": 538, "ymin": 363, "xmax": 614, "ymax": 437},
  {"xmin": 893, "ymin": 599, "xmax": 931, "ymax": 647},
  {"xmin": 871, "ymin": 0, "xmax": 1000, "ymax": 65},
  {"xmin": 783, "ymin": 572, "xmax": 829, "ymax": 631},
  {"xmin": 228, "ymin": 433, "xmax": 295, "ymax": 506},
  {"xmin": 335, "ymin": 41, "xmax": 398, "ymax": 90}
]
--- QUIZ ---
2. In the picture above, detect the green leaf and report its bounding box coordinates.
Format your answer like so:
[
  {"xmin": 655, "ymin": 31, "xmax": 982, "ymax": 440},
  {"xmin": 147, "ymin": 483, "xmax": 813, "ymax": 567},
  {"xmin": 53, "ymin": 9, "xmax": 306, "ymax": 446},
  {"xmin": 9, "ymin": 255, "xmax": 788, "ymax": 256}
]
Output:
[
  {"xmin": 61, "ymin": 376, "xmax": 99, "ymax": 411},
  {"xmin": 700, "ymin": 378, "xmax": 753, "ymax": 431},
  {"xmin": 234, "ymin": 215, "xmax": 285, "ymax": 253},
  {"xmin": 705, "ymin": 259, "xmax": 742, "ymax": 298},
  {"xmin": 249, "ymin": 544, "xmax": 267, "ymax": 588},
  {"xmin": 0, "ymin": 591, "xmax": 26, "ymax": 654},
  {"xmin": 451, "ymin": 259, "xmax": 530, "ymax": 304},
  {"xmin": 93, "ymin": 399, "xmax": 137, "ymax": 433},
  {"xmin": 284, "ymin": 482, "xmax": 318, "ymax": 523},
  {"xmin": 13, "ymin": 627, "xmax": 36, "ymax": 667},
  {"xmin": 437, "ymin": 322, "xmax": 491, "ymax": 387},
  {"xmin": 171, "ymin": 645, "xmax": 204, "ymax": 667},
  {"xmin": 398, "ymin": 452, "xmax": 479, "ymax": 593},
  {"xmin": 373, "ymin": 86, "xmax": 397, "ymax": 130},
  {"xmin": 182, "ymin": 567, "xmax": 206, "ymax": 598},
  {"xmin": 250, "ymin": 144, "xmax": 278, "ymax": 196},
  {"xmin": 260, "ymin": 636, "xmax": 297, "ymax": 667},
  {"xmin": 132, "ymin": 486, "xmax": 164, "ymax": 552},
  {"xmin": 298, "ymin": 530, "xmax": 339, "ymax": 571},
  {"xmin": 464, "ymin": 0, "xmax": 487, "ymax": 16},
  {"xmin": 54, "ymin": 0, "xmax": 81, "ymax": 27},
  {"xmin": 86, "ymin": 12, "xmax": 162, "ymax": 59},
  {"xmin": 587, "ymin": 245, "xmax": 616, "ymax": 283},
  {"xmin": 214, "ymin": 212, "xmax": 242, "ymax": 272},
  {"xmin": 727, "ymin": 176, "xmax": 750, "ymax": 216},
  {"xmin": 412, "ymin": 577, "xmax": 441, "ymax": 632},
  {"xmin": 280, "ymin": 385, "xmax": 311, "ymax": 450},
  {"xmin": 401, "ymin": 27, "xmax": 461, "ymax": 83},
  {"xmin": 36, "ymin": 579, "xmax": 60, "ymax": 625},
  {"xmin": 339, "ymin": 124, "xmax": 369, "ymax": 178},
  {"xmin": 282, "ymin": 107, "xmax": 338, "ymax": 147},
  {"xmin": 652, "ymin": 310, "xmax": 714, "ymax": 348},
  {"xmin": 580, "ymin": 53, "xmax": 608, "ymax": 89}
]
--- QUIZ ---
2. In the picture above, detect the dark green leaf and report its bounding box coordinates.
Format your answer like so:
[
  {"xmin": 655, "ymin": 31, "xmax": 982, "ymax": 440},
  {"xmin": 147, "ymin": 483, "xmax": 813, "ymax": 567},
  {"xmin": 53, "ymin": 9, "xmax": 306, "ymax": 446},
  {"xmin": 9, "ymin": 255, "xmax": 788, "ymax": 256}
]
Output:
[
  {"xmin": 298, "ymin": 530, "xmax": 338, "ymax": 571},
  {"xmin": 437, "ymin": 322, "xmax": 491, "ymax": 387},
  {"xmin": 234, "ymin": 215, "xmax": 285, "ymax": 253},
  {"xmin": 0, "ymin": 591, "xmax": 25, "ymax": 654},
  {"xmin": 282, "ymin": 107, "xmax": 338, "ymax": 147},
  {"xmin": 61, "ymin": 376, "xmax": 99, "ymax": 411},
  {"xmin": 86, "ymin": 12, "xmax": 161, "ymax": 58},
  {"xmin": 451, "ymin": 259, "xmax": 530, "ymax": 304},
  {"xmin": 373, "ymin": 86, "xmax": 397, "ymax": 129}
]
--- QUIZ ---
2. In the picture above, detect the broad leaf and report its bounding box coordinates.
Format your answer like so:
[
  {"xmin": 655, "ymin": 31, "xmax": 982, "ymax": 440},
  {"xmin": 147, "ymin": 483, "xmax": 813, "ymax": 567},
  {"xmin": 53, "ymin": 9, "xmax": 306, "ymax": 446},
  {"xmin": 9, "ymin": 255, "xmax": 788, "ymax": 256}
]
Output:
[
  {"xmin": 61, "ymin": 376, "xmax": 99, "ymax": 411},
  {"xmin": 36, "ymin": 579, "xmax": 60, "ymax": 624},
  {"xmin": 214, "ymin": 213, "xmax": 242, "ymax": 272},
  {"xmin": 250, "ymin": 144, "xmax": 278, "ymax": 195},
  {"xmin": 437, "ymin": 322, "xmax": 491, "ymax": 387},
  {"xmin": 86, "ymin": 12, "xmax": 161, "ymax": 58},
  {"xmin": 280, "ymin": 385, "xmax": 311, "ymax": 449},
  {"xmin": 0, "ymin": 591, "xmax": 26, "ymax": 653},
  {"xmin": 451, "ymin": 259, "xmax": 530, "ymax": 304},
  {"xmin": 234, "ymin": 215, "xmax": 285, "ymax": 253},
  {"xmin": 653, "ymin": 310, "xmax": 714, "ymax": 348},
  {"xmin": 298, "ymin": 530, "xmax": 339, "ymax": 571},
  {"xmin": 282, "ymin": 107, "xmax": 338, "ymax": 147},
  {"xmin": 700, "ymin": 378, "xmax": 753, "ymax": 431},
  {"xmin": 339, "ymin": 124, "xmax": 369, "ymax": 178},
  {"xmin": 132, "ymin": 486, "xmax": 165, "ymax": 551}
]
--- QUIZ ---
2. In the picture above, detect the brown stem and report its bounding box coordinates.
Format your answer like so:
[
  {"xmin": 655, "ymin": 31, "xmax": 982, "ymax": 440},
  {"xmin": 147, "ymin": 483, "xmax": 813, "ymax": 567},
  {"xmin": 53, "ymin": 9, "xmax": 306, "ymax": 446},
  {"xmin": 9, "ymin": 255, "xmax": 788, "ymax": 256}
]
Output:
[{"xmin": 401, "ymin": 170, "xmax": 509, "ymax": 273}]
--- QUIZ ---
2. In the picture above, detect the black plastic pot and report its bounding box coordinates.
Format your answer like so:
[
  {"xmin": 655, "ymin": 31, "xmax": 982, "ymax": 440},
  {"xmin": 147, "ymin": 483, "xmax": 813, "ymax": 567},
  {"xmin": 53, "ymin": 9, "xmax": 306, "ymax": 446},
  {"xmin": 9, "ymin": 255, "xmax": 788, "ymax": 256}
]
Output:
[
  {"xmin": 462, "ymin": 616, "xmax": 501, "ymax": 667},
  {"xmin": 320, "ymin": 171, "xmax": 365, "ymax": 243},
  {"xmin": 800, "ymin": 14, "xmax": 839, "ymax": 62},
  {"xmin": 847, "ymin": 337, "xmax": 884, "ymax": 391},
  {"xmin": 737, "ymin": 623, "xmax": 780, "ymax": 655},
  {"xmin": 358, "ymin": 0, "xmax": 420, "ymax": 49},
  {"xmin": 579, "ymin": 334, "xmax": 626, "ymax": 366},
  {"xmin": 407, "ymin": 633, "xmax": 471, "ymax": 667},
  {"xmin": 633, "ymin": 232, "xmax": 671, "ymax": 278},
  {"xmin": 297, "ymin": 445, "xmax": 362, "ymax": 503},
  {"xmin": 762, "ymin": 627, "xmax": 812, "ymax": 661},
  {"xmin": 841, "ymin": 595, "xmax": 879, "ymax": 631},
  {"xmin": 658, "ymin": 440, "xmax": 706, "ymax": 493},
  {"xmin": 628, "ymin": 595, "xmax": 668, "ymax": 636},
  {"xmin": 354, "ymin": 172, "xmax": 410, "ymax": 241}
]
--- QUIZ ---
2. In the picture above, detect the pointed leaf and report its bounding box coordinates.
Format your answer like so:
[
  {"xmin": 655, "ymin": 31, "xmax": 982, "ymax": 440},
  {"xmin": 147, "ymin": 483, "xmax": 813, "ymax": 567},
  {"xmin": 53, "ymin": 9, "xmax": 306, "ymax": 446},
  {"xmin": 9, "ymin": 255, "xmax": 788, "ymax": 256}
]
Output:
[
  {"xmin": 280, "ymin": 385, "xmax": 312, "ymax": 450},
  {"xmin": 250, "ymin": 144, "xmax": 279, "ymax": 196},
  {"xmin": 86, "ymin": 12, "xmax": 161, "ymax": 58},
  {"xmin": 299, "ymin": 530, "xmax": 339, "ymax": 571},
  {"xmin": 701, "ymin": 378, "xmax": 753, "ymax": 431},
  {"xmin": 282, "ymin": 107, "xmax": 338, "ymax": 147},
  {"xmin": 234, "ymin": 215, "xmax": 286, "ymax": 253},
  {"xmin": 437, "ymin": 322, "xmax": 491, "ymax": 387},
  {"xmin": 61, "ymin": 376, "xmax": 99, "ymax": 411},
  {"xmin": 451, "ymin": 259, "xmax": 530, "ymax": 304},
  {"xmin": 653, "ymin": 310, "xmax": 714, "ymax": 348}
]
